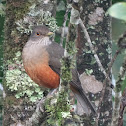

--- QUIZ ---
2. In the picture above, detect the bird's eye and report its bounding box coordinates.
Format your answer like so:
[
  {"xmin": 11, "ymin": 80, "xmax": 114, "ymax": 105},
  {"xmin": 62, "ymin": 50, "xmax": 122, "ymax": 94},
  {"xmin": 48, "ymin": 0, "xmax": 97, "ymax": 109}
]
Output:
[{"xmin": 36, "ymin": 32, "xmax": 40, "ymax": 36}]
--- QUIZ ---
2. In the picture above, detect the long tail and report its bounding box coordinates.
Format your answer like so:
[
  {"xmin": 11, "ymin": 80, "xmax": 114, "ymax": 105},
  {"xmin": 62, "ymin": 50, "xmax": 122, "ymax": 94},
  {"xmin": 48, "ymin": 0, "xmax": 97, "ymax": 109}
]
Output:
[
  {"xmin": 70, "ymin": 69, "xmax": 97, "ymax": 115},
  {"xmin": 70, "ymin": 84, "xmax": 97, "ymax": 115}
]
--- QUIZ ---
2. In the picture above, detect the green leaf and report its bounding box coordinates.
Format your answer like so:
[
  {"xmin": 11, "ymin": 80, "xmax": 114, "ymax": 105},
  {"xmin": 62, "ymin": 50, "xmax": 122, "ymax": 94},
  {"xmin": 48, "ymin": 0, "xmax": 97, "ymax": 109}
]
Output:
[{"xmin": 107, "ymin": 2, "xmax": 126, "ymax": 21}]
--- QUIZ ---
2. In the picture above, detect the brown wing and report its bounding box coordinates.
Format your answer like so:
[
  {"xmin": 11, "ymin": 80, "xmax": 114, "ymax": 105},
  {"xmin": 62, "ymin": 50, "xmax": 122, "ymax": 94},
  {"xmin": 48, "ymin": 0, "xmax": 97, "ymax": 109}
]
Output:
[
  {"xmin": 46, "ymin": 42, "xmax": 64, "ymax": 75},
  {"xmin": 46, "ymin": 42, "xmax": 81, "ymax": 89}
]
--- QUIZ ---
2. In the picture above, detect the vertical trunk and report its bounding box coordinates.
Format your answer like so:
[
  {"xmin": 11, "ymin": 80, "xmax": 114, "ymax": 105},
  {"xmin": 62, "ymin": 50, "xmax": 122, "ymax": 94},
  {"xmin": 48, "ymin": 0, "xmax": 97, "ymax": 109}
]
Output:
[
  {"xmin": 3, "ymin": 0, "xmax": 57, "ymax": 125},
  {"xmin": 76, "ymin": 0, "xmax": 112, "ymax": 125}
]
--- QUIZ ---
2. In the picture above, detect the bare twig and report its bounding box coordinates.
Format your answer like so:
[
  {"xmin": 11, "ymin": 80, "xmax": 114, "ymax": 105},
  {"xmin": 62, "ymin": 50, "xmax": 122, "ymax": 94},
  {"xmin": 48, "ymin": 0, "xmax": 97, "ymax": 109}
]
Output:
[
  {"xmin": 79, "ymin": 19, "xmax": 111, "ymax": 83},
  {"xmin": 60, "ymin": 7, "xmax": 70, "ymax": 46},
  {"xmin": 70, "ymin": 0, "xmax": 109, "ymax": 83},
  {"xmin": 107, "ymin": 31, "xmax": 126, "ymax": 75},
  {"xmin": 107, "ymin": 48, "xmax": 122, "ymax": 74},
  {"xmin": 117, "ymin": 31, "xmax": 126, "ymax": 48}
]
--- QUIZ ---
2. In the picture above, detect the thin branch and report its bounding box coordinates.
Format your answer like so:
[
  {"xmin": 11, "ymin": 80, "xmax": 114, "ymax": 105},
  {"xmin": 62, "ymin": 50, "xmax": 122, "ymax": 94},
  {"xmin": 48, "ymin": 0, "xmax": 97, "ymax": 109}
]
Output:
[
  {"xmin": 107, "ymin": 31, "xmax": 126, "ymax": 76},
  {"xmin": 60, "ymin": 7, "xmax": 70, "ymax": 46},
  {"xmin": 59, "ymin": 3, "xmax": 70, "ymax": 91},
  {"xmin": 79, "ymin": 19, "xmax": 111, "ymax": 83},
  {"xmin": 107, "ymin": 48, "xmax": 122, "ymax": 74},
  {"xmin": 70, "ymin": 1, "xmax": 109, "ymax": 83}
]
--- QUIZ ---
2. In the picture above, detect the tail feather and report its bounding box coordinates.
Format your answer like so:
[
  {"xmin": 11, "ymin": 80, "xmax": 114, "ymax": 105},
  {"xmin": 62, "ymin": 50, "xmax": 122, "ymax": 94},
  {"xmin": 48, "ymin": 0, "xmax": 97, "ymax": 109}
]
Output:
[{"xmin": 70, "ymin": 85, "xmax": 97, "ymax": 115}]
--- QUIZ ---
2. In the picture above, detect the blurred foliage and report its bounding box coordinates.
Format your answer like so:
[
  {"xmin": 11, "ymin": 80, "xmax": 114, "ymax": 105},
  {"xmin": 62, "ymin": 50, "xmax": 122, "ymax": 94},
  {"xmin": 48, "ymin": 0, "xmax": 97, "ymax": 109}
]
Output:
[
  {"xmin": 124, "ymin": 113, "xmax": 126, "ymax": 126},
  {"xmin": 0, "ymin": 15, "xmax": 4, "ymax": 126},
  {"xmin": 55, "ymin": 10, "xmax": 65, "ymax": 44},
  {"xmin": 0, "ymin": 3, "xmax": 5, "ymax": 16},
  {"xmin": 110, "ymin": 1, "xmax": 126, "ymax": 126},
  {"xmin": 0, "ymin": 0, "xmax": 5, "ymax": 16},
  {"xmin": 0, "ymin": 89, "xmax": 2, "ymax": 125},
  {"xmin": 111, "ymin": 0, "xmax": 126, "ymax": 94},
  {"xmin": 0, "ymin": 15, "xmax": 4, "ymax": 82},
  {"xmin": 0, "ymin": 0, "xmax": 5, "ymax": 124},
  {"xmin": 108, "ymin": 2, "xmax": 126, "ymax": 21},
  {"xmin": 56, "ymin": 11, "xmax": 65, "ymax": 26},
  {"xmin": 122, "ymin": 78, "xmax": 126, "ymax": 93},
  {"xmin": 112, "ymin": 0, "xmax": 126, "ymax": 4}
]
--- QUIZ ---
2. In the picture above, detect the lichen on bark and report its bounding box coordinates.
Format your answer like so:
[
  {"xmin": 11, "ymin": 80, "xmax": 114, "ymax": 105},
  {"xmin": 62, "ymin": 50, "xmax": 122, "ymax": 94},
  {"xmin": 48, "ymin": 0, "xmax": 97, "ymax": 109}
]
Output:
[{"xmin": 3, "ymin": 0, "xmax": 58, "ymax": 125}]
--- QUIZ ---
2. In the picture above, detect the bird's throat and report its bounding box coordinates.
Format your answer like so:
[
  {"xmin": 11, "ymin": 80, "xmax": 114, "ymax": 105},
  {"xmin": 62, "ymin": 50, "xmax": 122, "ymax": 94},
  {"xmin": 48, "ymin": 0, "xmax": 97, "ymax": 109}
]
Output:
[
  {"xmin": 22, "ymin": 43, "xmax": 49, "ymax": 66},
  {"xmin": 26, "ymin": 37, "xmax": 52, "ymax": 47}
]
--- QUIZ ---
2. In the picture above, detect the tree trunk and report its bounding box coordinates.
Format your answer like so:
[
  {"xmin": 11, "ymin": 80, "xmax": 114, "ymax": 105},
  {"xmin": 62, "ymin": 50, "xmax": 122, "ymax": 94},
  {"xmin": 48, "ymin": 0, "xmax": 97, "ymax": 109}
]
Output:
[
  {"xmin": 3, "ymin": 0, "xmax": 57, "ymax": 125},
  {"xmin": 76, "ymin": 0, "xmax": 112, "ymax": 126}
]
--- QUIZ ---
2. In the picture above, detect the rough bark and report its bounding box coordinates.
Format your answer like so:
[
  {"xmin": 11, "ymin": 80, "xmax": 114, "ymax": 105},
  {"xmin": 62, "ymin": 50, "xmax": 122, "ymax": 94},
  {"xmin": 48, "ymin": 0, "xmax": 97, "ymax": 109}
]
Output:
[
  {"xmin": 3, "ymin": 0, "xmax": 57, "ymax": 125},
  {"xmin": 75, "ymin": 0, "xmax": 112, "ymax": 126}
]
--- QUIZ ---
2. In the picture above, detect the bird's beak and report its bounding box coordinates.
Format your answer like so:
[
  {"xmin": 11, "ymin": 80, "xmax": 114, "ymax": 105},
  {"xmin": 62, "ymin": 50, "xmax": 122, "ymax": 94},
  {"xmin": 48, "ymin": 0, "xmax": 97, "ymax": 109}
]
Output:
[{"xmin": 47, "ymin": 32, "xmax": 54, "ymax": 36}]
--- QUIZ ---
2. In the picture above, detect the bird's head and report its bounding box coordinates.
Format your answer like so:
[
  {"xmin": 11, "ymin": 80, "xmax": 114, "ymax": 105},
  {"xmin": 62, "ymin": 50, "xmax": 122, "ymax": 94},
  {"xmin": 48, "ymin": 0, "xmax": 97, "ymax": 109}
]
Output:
[{"xmin": 28, "ymin": 25, "xmax": 53, "ymax": 46}]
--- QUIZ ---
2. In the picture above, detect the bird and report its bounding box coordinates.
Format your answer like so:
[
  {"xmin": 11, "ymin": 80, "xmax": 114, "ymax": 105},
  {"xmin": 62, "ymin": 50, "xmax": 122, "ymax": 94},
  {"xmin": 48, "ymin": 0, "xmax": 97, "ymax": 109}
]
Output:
[{"xmin": 22, "ymin": 25, "xmax": 96, "ymax": 115}]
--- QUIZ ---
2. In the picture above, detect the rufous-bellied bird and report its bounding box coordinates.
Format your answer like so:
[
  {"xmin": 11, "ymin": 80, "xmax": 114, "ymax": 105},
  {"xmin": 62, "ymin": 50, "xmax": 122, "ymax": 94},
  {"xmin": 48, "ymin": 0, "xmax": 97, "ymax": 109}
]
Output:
[{"xmin": 22, "ymin": 25, "xmax": 96, "ymax": 114}]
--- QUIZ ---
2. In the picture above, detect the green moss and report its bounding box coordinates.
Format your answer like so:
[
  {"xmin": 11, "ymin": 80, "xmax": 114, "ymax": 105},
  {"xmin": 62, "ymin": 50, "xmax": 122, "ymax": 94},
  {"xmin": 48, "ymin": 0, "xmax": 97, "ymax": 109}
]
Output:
[
  {"xmin": 60, "ymin": 42, "xmax": 77, "ymax": 84},
  {"xmin": 66, "ymin": 41, "xmax": 78, "ymax": 56},
  {"xmin": 44, "ymin": 41, "xmax": 77, "ymax": 125},
  {"xmin": 56, "ymin": 11, "xmax": 65, "ymax": 26},
  {"xmin": 4, "ymin": 1, "xmax": 34, "ymax": 61},
  {"xmin": 45, "ymin": 91, "xmax": 70, "ymax": 126},
  {"xmin": 61, "ymin": 57, "xmax": 72, "ymax": 84},
  {"xmin": 8, "ymin": 0, "xmax": 34, "ymax": 20}
]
